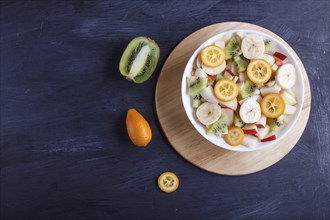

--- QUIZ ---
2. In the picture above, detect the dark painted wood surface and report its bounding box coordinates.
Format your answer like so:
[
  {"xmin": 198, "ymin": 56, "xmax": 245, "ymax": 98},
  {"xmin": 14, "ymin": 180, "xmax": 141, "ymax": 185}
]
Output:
[{"xmin": 1, "ymin": 0, "xmax": 329, "ymax": 219}]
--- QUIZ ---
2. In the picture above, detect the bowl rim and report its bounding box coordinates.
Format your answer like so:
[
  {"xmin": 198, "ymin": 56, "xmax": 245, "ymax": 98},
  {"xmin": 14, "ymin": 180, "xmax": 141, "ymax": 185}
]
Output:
[{"xmin": 181, "ymin": 29, "xmax": 305, "ymax": 152}]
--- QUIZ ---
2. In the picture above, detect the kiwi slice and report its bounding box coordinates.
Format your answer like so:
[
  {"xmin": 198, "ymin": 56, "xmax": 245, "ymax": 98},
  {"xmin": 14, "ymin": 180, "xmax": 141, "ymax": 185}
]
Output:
[
  {"xmin": 192, "ymin": 94, "xmax": 202, "ymax": 108},
  {"xmin": 240, "ymin": 79, "xmax": 258, "ymax": 99},
  {"xmin": 207, "ymin": 116, "xmax": 228, "ymax": 137},
  {"xmin": 225, "ymin": 35, "xmax": 242, "ymax": 60},
  {"xmin": 234, "ymin": 55, "xmax": 249, "ymax": 73},
  {"xmin": 264, "ymin": 39, "xmax": 276, "ymax": 52},
  {"xmin": 267, "ymin": 118, "xmax": 281, "ymax": 131},
  {"xmin": 119, "ymin": 36, "xmax": 160, "ymax": 83},
  {"xmin": 188, "ymin": 76, "xmax": 208, "ymax": 97},
  {"xmin": 215, "ymin": 74, "xmax": 224, "ymax": 83},
  {"xmin": 234, "ymin": 114, "xmax": 245, "ymax": 128}
]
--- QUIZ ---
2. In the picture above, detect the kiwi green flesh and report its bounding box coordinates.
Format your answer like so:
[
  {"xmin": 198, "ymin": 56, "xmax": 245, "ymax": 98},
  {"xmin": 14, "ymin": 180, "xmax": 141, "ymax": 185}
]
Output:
[
  {"xmin": 188, "ymin": 77, "xmax": 208, "ymax": 96},
  {"xmin": 234, "ymin": 55, "xmax": 249, "ymax": 73},
  {"xmin": 234, "ymin": 114, "xmax": 245, "ymax": 128},
  {"xmin": 264, "ymin": 39, "xmax": 276, "ymax": 52},
  {"xmin": 241, "ymin": 79, "xmax": 257, "ymax": 99},
  {"xmin": 215, "ymin": 74, "xmax": 224, "ymax": 83},
  {"xmin": 225, "ymin": 35, "xmax": 242, "ymax": 60},
  {"xmin": 192, "ymin": 94, "xmax": 202, "ymax": 108},
  {"xmin": 267, "ymin": 118, "xmax": 281, "ymax": 131},
  {"xmin": 119, "ymin": 36, "xmax": 160, "ymax": 83},
  {"xmin": 207, "ymin": 116, "xmax": 228, "ymax": 136}
]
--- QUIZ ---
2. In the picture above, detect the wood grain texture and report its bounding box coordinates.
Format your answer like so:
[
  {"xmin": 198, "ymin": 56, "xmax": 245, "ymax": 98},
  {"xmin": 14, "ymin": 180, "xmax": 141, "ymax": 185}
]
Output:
[
  {"xmin": 1, "ymin": 0, "xmax": 329, "ymax": 220},
  {"xmin": 156, "ymin": 22, "xmax": 311, "ymax": 175}
]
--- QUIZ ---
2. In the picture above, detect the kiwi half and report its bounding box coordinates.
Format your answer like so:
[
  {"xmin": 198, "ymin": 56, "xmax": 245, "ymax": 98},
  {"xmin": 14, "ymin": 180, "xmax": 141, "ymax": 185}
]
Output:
[
  {"xmin": 225, "ymin": 35, "xmax": 242, "ymax": 60},
  {"xmin": 267, "ymin": 118, "xmax": 281, "ymax": 131},
  {"xmin": 207, "ymin": 116, "xmax": 228, "ymax": 137},
  {"xmin": 264, "ymin": 39, "xmax": 276, "ymax": 52},
  {"xmin": 192, "ymin": 94, "xmax": 202, "ymax": 108},
  {"xmin": 119, "ymin": 36, "xmax": 160, "ymax": 83},
  {"xmin": 240, "ymin": 79, "xmax": 258, "ymax": 99},
  {"xmin": 188, "ymin": 76, "xmax": 208, "ymax": 97},
  {"xmin": 233, "ymin": 55, "xmax": 249, "ymax": 73}
]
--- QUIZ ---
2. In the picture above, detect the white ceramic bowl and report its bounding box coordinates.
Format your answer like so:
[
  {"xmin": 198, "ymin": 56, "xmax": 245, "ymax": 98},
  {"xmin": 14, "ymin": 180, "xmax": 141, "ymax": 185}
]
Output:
[{"xmin": 181, "ymin": 29, "xmax": 304, "ymax": 151}]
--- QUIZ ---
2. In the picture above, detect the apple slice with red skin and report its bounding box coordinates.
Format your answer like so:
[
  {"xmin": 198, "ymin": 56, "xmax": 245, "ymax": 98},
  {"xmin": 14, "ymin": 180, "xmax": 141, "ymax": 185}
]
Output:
[
  {"xmin": 223, "ymin": 70, "xmax": 234, "ymax": 80},
  {"xmin": 242, "ymin": 134, "xmax": 258, "ymax": 147},
  {"xmin": 256, "ymin": 115, "xmax": 266, "ymax": 128},
  {"xmin": 256, "ymin": 125, "xmax": 270, "ymax": 140},
  {"xmin": 273, "ymin": 52, "xmax": 287, "ymax": 61},
  {"xmin": 226, "ymin": 69, "xmax": 235, "ymax": 76},
  {"xmin": 275, "ymin": 60, "xmax": 283, "ymax": 67},
  {"xmin": 261, "ymin": 131, "xmax": 277, "ymax": 142},
  {"xmin": 207, "ymin": 74, "xmax": 216, "ymax": 82},
  {"xmin": 221, "ymin": 108, "xmax": 234, "ymax": 126},
  {"xmin": 242, "ymin": 124, "xmax": 258, "ymax": 135},
  {"xmin": 238, "ymin": 96, "xmax": 259, "ymax": 105},
  {"xmin": 218, "ymin": 98, "xmax": 238, "ymax": 111}
]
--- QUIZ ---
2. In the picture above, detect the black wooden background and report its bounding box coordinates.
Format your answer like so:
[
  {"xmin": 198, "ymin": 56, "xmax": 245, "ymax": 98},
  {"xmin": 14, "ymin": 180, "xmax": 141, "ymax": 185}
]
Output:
[{"xmin": 1, "ymin": 0, "xmax": 329, "ymax": 219}]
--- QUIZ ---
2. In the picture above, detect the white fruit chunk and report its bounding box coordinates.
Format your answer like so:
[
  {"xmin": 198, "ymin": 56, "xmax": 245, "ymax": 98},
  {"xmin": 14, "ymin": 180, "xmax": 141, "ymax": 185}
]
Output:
[
  {"xmin": 237, "ymin": 82, "xmax": 244, "ymax": 93},
  {"xmin": 196, "ymin": 102, "xmax": 221, "ymax": 126},
  {"xmin": 202, "ymin": 61, "xmax": 226, "ymax": 75},
  {"xmin": 280, "ymin": 90, "xmax": 297, "ymax": 105},
  {"xmin": 260, "ymin": 86, "xmax": 281, "ymax": 96},
  {"xmin": 238, "ymin": 96, "xmax": 259, "ymax": 105},
  {"xmin": 256, "ymin": 125, "xmax": 270, "ymax": 140},
  {"xmin": 256, "ymin": 114, "xmax": 267, "ymax": 128},
  {"xmin": 242, "ymin": 124, "xmax": 258, "ymax": 135},
  {"xmin": 266, "ymin": 80, "xmax": 276, "ymax": 87},
  {"xmin": 196, "ymin": 55, "xmax": 202, "ymax": 68},
  {"xmin": 218, "ymin": 98, "xmax": 238, "ymax": 111},
  {"xmin": 223, "ymin": 70, "xmax": 234, "ymax": 80},
  {"xmin": 272, "ymin": 63, "xmax": 279, "ymax": 72},
  {"xmin": 242, "ymin": 134, "xmax": 258, "ymax": 148},
  {"xmin": 241, "ymin": 34, "xmax": 265, "ymax": 59},
  {"xmin": 284, "ymin": 104, "xmax": 297, "ymax": 115},
  {"xmin": 221, "ymin": 108, "xmax": 234, "ymax": 126},
  {"xmin": 200, "ymin": 86, "xmax": 220, "ymax": 103},
  {"xmin": 276, "ymin": 64, "xmax": 297, "ymax": 89},
  {"xmin": 195, "ymin": 68, "xmax": 208, "ymax": 78},
  {"xmin": 239, "ymin": 98, "xmax": 261, "ymax": 123},
  {"xmin": 258, "ymin": 53, "xmax": 275, "ymax": 66},
  {"xmin": 239, "ymin": 72, "xmax": 247, "ymax": 82},
  {"xmin": 214, "ymin": 40, "xmax": 226, "ymax": 49}
]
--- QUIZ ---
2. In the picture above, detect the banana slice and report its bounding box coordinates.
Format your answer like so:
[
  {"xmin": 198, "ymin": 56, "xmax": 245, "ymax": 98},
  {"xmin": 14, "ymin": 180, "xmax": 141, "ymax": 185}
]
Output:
[
  {"xmin": 275, "ymin": 64, "xmax": 297, "ymax": 89},
  {"xmin": 202, "ymin": 61, "xmax": 226, "ymax": 75},
  {"xmin": 196, "ymin": 102, "xmax": 221, "ymax": 126},
  {"xmin": 241, "ymin": 34, "xmax": 265, "ymax": 59},
  {"xmin": 239, "ymin": 98, "xmax": 261, "ymax": 123}
]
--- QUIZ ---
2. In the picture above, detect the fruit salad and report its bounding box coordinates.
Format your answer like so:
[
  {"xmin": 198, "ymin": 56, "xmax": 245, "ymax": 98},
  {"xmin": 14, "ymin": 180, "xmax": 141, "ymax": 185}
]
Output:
[{"xmin": 188, "ymin": 32, "xmax": 298, "ymax": 148}]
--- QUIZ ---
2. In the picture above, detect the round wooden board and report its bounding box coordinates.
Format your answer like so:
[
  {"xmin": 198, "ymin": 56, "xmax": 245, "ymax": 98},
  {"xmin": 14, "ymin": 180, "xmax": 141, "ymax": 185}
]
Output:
[{"xmin": 155, "ymin": 22, "xmax": 311, "ymax": 176}]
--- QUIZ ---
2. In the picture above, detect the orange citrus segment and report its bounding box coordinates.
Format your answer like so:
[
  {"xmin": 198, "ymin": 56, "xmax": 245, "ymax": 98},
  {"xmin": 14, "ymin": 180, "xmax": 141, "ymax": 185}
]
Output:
[
  {"xmin": 247, "ymin": 59, "xmax": 272, "ymax": 84},
  {"xmin": 214, "ymin": 79, "xmax": 239, "ymax": 101},
  {"xmin": 200, "ymin": 46, "xmax": 226, "ymax": 68},
  {"xmin": 126, "ymin": 109, "xmax": 152, "ymax": 147},
  {"xmin": 157, "ymin": 172, "xmax": 179, "ymax": 193},
  {"xmin": 261, "ymin": 93, "xmax": 286, "ymax": 118},
  {"xmin": 224, "ymin": 126, "xmax": 244, "ymax": 146}
]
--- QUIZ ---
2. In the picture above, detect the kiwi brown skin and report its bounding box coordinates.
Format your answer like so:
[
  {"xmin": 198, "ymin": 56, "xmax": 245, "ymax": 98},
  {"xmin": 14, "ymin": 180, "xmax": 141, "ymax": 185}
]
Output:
[{"xmin": 119, "ymin": 36, "xmax": 160, "ymax": 83}]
